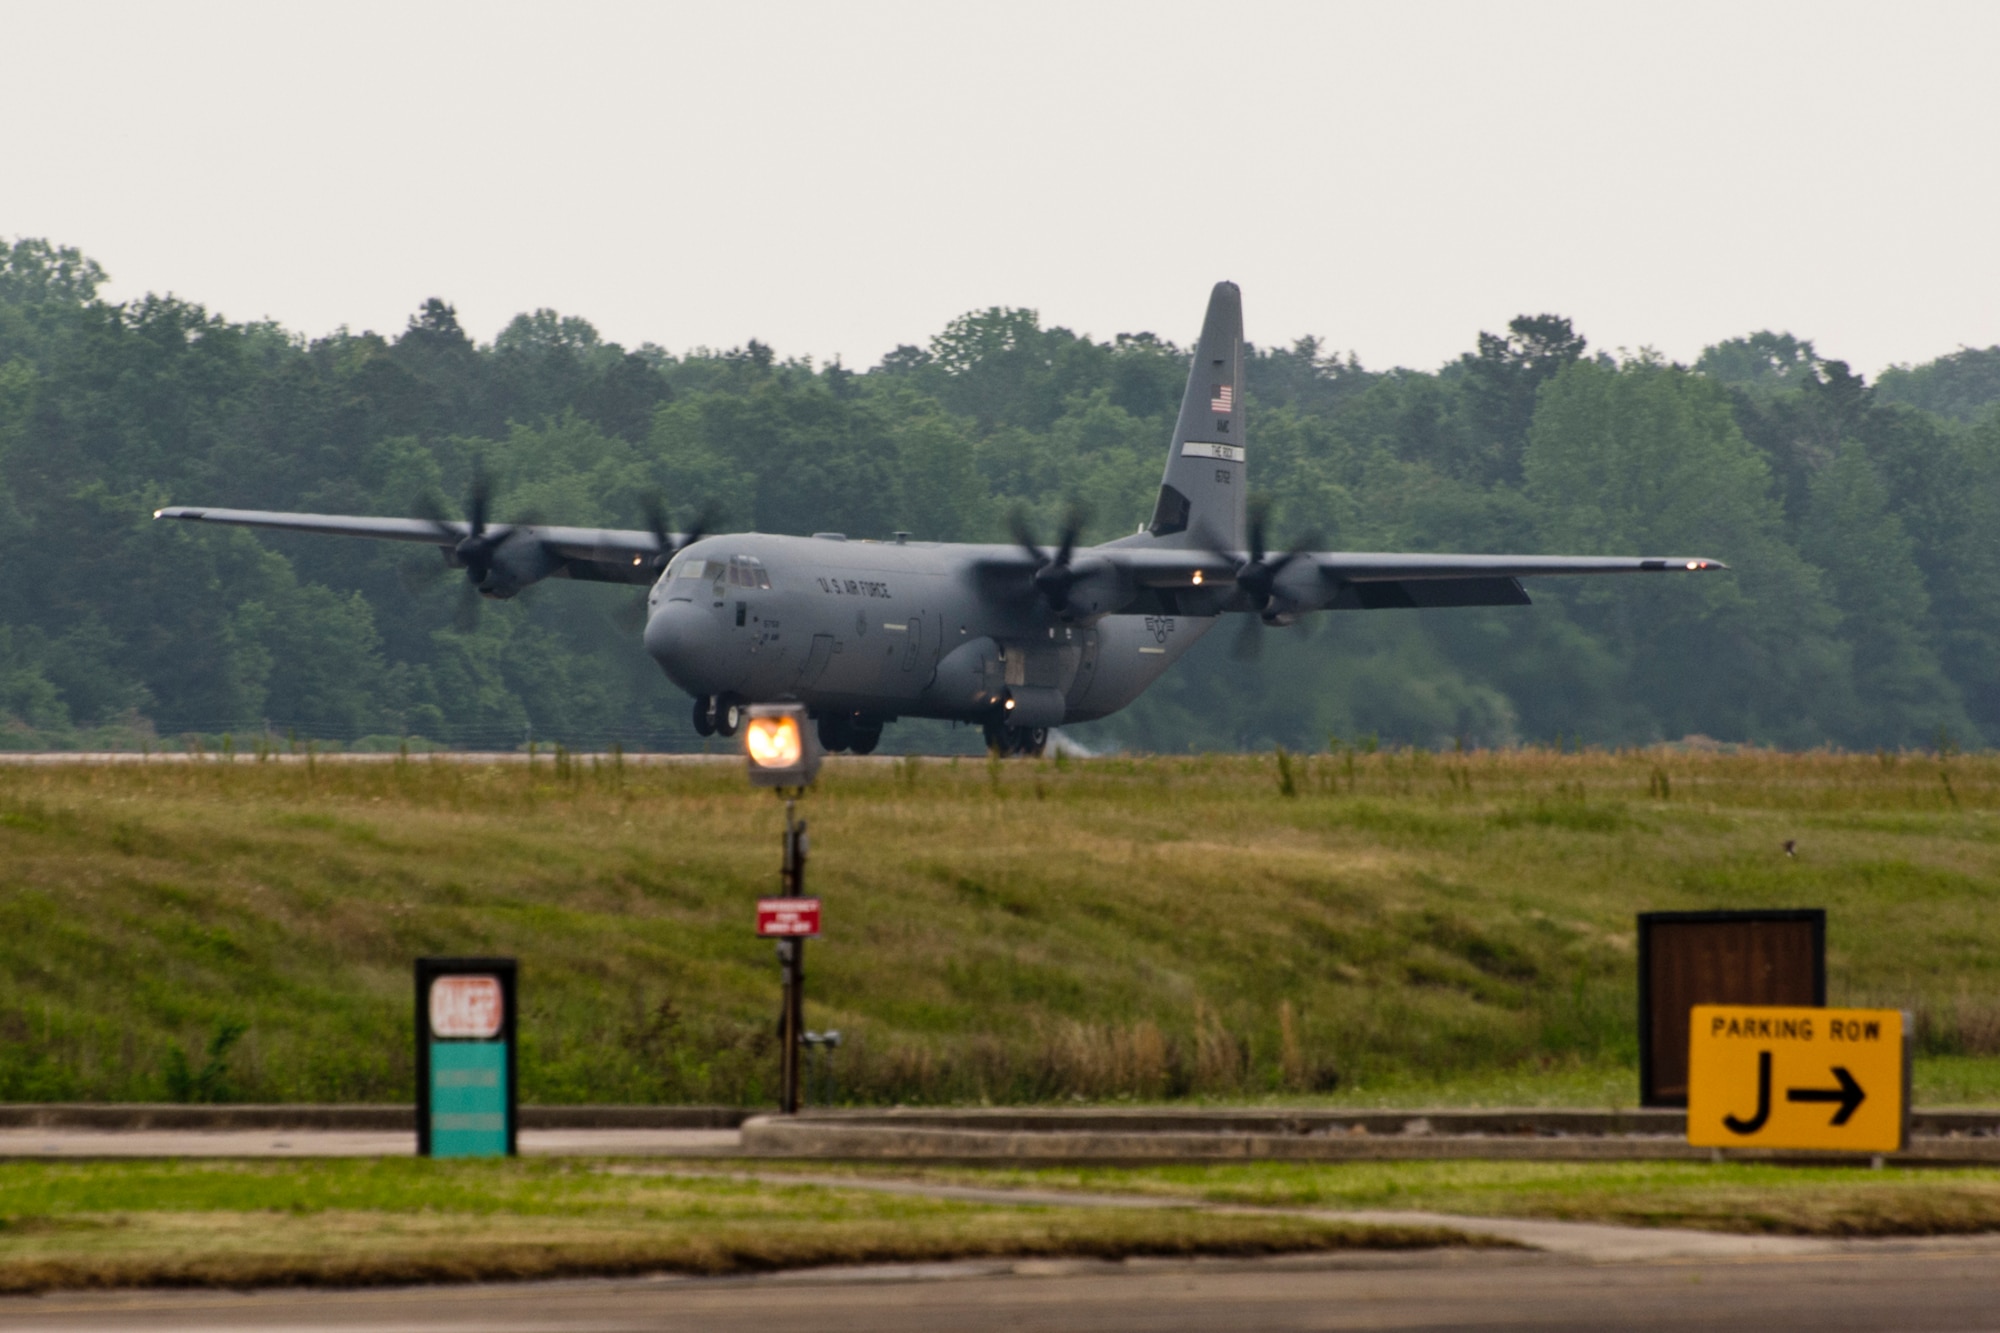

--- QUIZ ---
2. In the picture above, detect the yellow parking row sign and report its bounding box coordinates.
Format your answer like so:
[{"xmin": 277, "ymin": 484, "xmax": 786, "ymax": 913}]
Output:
[{"xmin": 1687, "ymin": 1005, "xmax": 1908, "ymax": 1153}]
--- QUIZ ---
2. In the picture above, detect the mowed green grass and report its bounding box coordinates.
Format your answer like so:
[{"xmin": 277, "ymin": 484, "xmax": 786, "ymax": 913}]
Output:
[
  {"xmin": 2, "ymin": 1155, "xmax": 1996, "ymax": 1296},
  {"xmin": 0, "ymin": 1159, "xmax": 1472, "ymax": 1292},
  {"xmin": 0, "ymin": 748, "xmax": 1992, "ymax": 1105},
  {"xmin": 760, "ymin": 1159, "xmax": 2000, "ymax": 1238}
]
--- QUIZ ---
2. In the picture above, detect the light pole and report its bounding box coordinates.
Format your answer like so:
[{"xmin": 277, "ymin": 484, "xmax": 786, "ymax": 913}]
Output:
[{"xmin": 744, "ymin": 704, "xmax": 822, "ymax": 1115}]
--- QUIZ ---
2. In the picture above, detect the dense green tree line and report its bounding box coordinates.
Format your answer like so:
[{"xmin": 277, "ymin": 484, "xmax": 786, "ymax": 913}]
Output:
[{"xmin": 0, "ymin": 236, "xmax": 1994, "ymax": 752}]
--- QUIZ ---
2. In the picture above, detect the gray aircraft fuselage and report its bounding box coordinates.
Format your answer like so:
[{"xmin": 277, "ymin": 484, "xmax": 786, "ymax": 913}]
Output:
[{"xmin": 645, "ymin": 534, "xmax": 1212, "ymax": 732}]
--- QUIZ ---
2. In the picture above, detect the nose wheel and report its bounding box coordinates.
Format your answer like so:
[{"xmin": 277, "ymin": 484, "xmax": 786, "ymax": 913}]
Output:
[{"xmin": 693, "ymin": 693, "xmax": 745, "ymax": 738}]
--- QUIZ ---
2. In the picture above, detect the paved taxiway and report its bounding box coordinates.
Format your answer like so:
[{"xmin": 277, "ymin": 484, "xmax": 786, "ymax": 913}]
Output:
[{"xmin": 10, "ymin": 1243, "xmax": 2000, "ymax": 1332}]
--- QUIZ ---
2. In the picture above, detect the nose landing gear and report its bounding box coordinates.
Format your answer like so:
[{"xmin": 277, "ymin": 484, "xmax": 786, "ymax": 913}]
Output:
[{"xmin": 693, "ymin": 693, "xmax": 745, "ymax": 738}]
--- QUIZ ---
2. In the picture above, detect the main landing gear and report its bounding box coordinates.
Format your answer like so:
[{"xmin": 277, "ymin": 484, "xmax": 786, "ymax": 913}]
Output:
[
  {"xmin": 983, "ymin": 722, "xmax": 1049, "ymax": 758},
  {"xmin": 815, "ymin": 711, "xmax": 883, "ymax": 755},
  {"xmin": 692, "ymin": 693, "xmax": 744, "ymax": 738}
]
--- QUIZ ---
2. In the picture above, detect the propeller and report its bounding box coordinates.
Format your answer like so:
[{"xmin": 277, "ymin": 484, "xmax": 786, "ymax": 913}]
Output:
[
  {"xmin": 637, "ymin": 491, "xmax": 712, "ymax": 574},
  {"xmin": 1009, "ymin": 504, "xmax": 1090, "ymax": 614},
  {"xmin": 613, "ymin": 492, "xmax": 714, "ymax": 632},
  {"xmin": 411, "ymin": 463, "xmax": 537, "ymax": 630},
  {"xmin": 1203, "ymin": 498, "xmax": 1318, "ymax": 660}
]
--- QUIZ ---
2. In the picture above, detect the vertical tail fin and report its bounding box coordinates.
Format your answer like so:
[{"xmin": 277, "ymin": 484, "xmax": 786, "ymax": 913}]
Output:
[{"xmin": 1147, "ymin": 281, "xmax": 1246, "ymax": 551}]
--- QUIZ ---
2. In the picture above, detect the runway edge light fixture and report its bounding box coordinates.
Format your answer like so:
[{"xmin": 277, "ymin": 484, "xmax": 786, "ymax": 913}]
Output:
[{"xmin": 744, "ymin": 703, "xmax": 822, "ymax": 789}]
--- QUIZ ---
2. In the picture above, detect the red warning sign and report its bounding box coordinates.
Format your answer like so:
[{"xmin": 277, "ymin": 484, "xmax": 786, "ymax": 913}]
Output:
[
  {"xmin": 757, "ymin": 897, "xmax": 821, "ymax": 937},
  {"xmin": 429, "ymin": 974, "xmax": 504, "ymax": 1039}
]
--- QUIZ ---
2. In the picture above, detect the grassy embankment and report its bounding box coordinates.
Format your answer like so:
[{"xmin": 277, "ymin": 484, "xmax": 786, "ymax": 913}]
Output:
[
  {"xmin": 0, "ymin": 1159, "xmax": 1473, "ymax": 1292},
  {"xmin": 0, "ymin": 748, "xmax": 1992, "ymax": 1105}
]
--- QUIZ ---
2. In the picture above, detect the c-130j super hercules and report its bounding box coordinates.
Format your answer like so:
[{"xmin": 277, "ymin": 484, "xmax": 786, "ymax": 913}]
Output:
[{"xmin": 157, "ymin": 284, "xmax": 1723, "ymax": 756}]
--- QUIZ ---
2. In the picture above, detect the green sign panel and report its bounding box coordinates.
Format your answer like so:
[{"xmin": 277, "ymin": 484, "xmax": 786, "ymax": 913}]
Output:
[{"xmin": 427, "ymin": 1040, "xmax": 510, "ymax": 1158}]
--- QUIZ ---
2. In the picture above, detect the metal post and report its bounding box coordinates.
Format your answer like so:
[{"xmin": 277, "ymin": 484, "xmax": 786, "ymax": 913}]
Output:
[
  {"xmin": 778, "ymin": 799, "xmax": 808, "ymax": 1115},
  {"xmin": 779, "ymin": 938, "xmax": 805, "ymax": 1114},
  {"xmin": 781, "ymin": 799, "xmax": 806, "ymax": 894}
]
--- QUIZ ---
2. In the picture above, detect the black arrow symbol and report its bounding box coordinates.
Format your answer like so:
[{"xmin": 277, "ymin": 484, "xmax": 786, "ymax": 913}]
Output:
[{"xmin": 1786, "ymin": 1066, "xmax": 1866, "ymax": 1125}]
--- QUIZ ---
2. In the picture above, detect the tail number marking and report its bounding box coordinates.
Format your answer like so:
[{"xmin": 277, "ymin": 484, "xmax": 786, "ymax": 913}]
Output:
[{"xmin": 1181, "ymin": 441, "xmax": 1244, "ymax": 463}]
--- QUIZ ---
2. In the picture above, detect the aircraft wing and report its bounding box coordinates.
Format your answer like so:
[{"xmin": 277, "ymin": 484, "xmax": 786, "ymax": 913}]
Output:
[
  {"xmin": 1085, "ymin": 547, "xmax": 1724, "ymax": 612},
  {"xmin": 153, "ymin": 506, "xmax": 671, "ymax": 585},
  {"xmin": 1308, "ymin": 552, "xmax": 1724, "ymax": 609}
]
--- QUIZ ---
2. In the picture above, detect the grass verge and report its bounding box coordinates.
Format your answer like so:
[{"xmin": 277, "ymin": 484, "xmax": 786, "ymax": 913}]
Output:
[
  {"xmin": 0, "ymin": 1159, "xmax": 1487, "ymax": 1293},
  {"xmin": 754, "ymin": 1160, "xmax": 2000, "ymax": 1238}
]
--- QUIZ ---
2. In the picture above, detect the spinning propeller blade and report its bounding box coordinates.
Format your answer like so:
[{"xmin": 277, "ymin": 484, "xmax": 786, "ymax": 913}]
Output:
[
  {"xmin": 1205, "ymin": 498, "xmax": 1318, "ymax": 657},
  {"xmin": 1010, "ymin": 504, "xmax": 1090, "ymax": 613},
  {"xmin": 408, "ymin": 463, "xmax": 538, "ymax": 629}
]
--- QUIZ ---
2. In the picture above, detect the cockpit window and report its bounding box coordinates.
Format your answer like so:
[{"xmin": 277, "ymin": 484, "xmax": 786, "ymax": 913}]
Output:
[
  {"xmin": 725, "ymin": 556, "xmax": 772, "ymax": 589},
  {"xmin": 677, "ymin": 556, "xmax": 768, "ymax": 587}
]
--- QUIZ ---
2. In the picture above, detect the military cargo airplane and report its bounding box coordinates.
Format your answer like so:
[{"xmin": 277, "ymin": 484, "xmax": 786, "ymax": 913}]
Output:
[{"xmin": 156, "ymin": 283, "xmax": 1722, "ymax": 756}]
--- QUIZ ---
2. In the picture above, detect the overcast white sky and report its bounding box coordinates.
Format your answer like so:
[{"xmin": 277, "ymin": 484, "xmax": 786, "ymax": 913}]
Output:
[{"xmin": 5, "ymin": 1, "xmax": 1996, "ymax": 375}]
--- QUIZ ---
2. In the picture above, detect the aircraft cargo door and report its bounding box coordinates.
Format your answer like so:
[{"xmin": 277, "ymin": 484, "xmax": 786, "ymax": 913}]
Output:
[
  {"xmin": 796, "ymin": 634, "xmax": 836, "ymax": 690},
  {"xmin": 904, "ymin": 611, "xmax": 940, "ymax": 688},
  {"xmin": 1066, "ymin": 628, "xmax": 1101, "ymax": 710}
]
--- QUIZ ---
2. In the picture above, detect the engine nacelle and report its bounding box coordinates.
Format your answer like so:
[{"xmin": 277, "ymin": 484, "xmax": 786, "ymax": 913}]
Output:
[{"xmin": 927, "ymin": 636, "xmax": 1007, "ymax": 712}]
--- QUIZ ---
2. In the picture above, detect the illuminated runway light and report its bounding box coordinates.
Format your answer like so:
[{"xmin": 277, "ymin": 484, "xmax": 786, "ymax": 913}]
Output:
[{"xmin": 746, "ymin": 715, "xmax": 803, "ymax": 766}]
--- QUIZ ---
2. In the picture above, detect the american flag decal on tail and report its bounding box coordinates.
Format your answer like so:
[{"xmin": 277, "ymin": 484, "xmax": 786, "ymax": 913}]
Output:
[{"xmin": 1210, "ymin": 384, "xmax": 1234, "ymax": 413}]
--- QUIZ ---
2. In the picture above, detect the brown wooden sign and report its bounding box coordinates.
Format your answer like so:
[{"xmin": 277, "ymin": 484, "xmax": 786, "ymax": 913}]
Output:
[{"xmin": 1637, "ymin": 910, "xmax": 1824, "ymax": 1107}]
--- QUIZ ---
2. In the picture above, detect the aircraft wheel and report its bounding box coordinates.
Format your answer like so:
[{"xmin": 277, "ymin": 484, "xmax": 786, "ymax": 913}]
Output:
[
  {"xmin": 848, "ymin": 723, "xmax": 882, "ymax": 756},
  {"xmin": 692, "ymin": 696, "xmax": 716, "ymax": 737},
  {"xmin": 714, "ymin": 694, "xmax": 744, "ymax": 738},
  {"xmin": 817, "ymin": 712, "xmax": 851, "ymax": 753},
  {"xmin": 983, "ymin": 722, "xmax": 1046, "ymax": 757}
]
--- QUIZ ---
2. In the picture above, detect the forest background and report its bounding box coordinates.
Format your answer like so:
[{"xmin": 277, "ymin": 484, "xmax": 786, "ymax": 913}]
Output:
[{"xmin": 0, "ymin": 236, "xmax": 1995, "ymax": 755}]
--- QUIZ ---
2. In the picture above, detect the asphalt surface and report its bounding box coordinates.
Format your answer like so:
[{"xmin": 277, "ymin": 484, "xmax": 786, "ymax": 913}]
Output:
[{"xmin": 11, "ymin": 1244, "xmax": 2000, "ymax": 1331}]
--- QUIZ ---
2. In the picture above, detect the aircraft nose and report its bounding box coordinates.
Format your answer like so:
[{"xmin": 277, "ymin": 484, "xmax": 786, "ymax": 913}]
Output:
[{"xmin": 643, "ymin": 597, "xmax": 727, "ymax": 694}]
